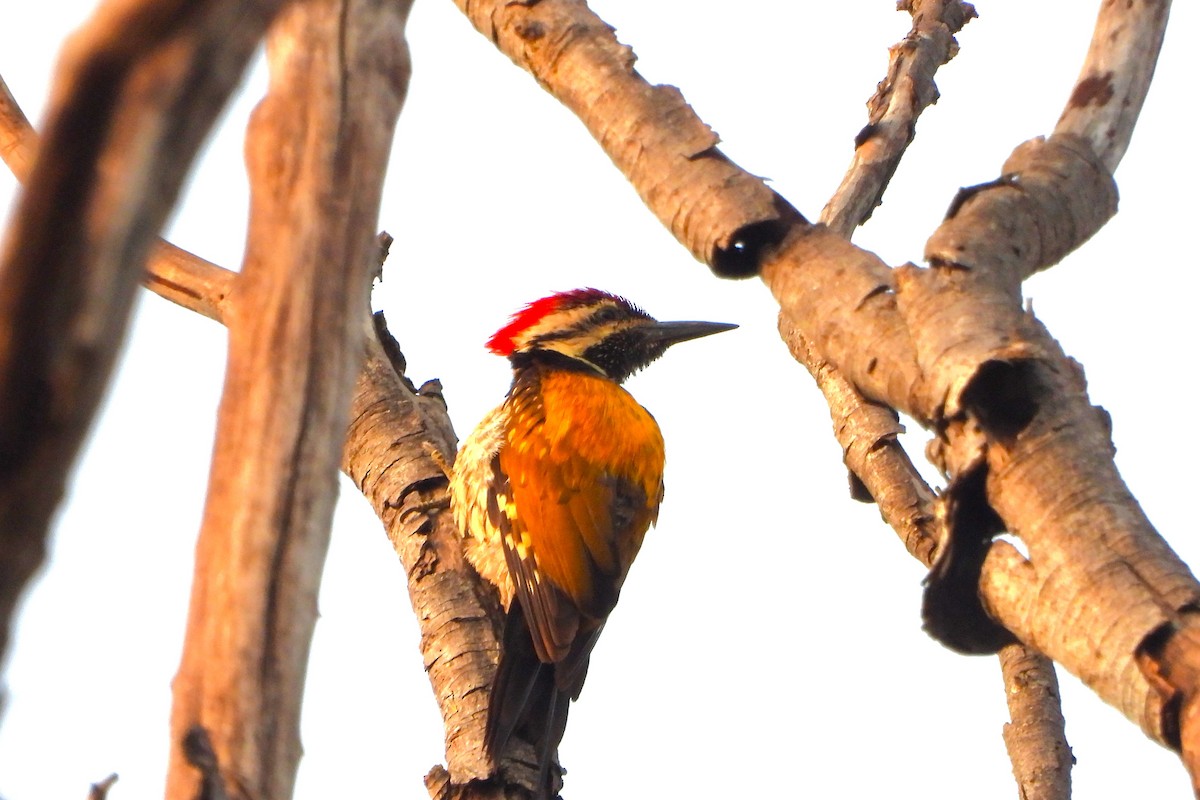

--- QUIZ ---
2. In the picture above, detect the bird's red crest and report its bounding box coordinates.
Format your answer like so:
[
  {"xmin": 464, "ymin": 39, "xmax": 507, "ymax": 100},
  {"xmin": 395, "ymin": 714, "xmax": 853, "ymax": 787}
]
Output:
[{"xmin": 486, "ymin": 289, "xmax": 627, "ymax": 356}]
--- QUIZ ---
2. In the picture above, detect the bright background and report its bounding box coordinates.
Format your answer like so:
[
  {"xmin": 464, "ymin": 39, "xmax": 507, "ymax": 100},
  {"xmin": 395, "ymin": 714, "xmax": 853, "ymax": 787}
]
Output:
[{"xmin": 1, "ymin": 2, "xmax": 1197, "ymax": 798}]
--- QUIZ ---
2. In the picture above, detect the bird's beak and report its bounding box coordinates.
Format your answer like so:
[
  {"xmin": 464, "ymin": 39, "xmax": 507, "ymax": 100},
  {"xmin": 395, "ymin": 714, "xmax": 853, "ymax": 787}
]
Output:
[{"xmin": 645, "ymin": 319, "xmax": 738, "ymax": 348}]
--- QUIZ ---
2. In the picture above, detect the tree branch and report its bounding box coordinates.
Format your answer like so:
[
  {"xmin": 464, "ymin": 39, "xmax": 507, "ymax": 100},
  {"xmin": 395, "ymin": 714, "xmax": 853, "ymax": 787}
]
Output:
[
  {"xmin": 0, "ymin": 0, "xmax": 282, "ymax": 682},
  {"xmin": 806, "ymin": 6, "xmax": 1071, "ymax": 786},
  {"xmin": 892, "ymin": 0, "xmax": 1193, "ymax": 769},
  {"xmin": 1, "ymin": 73, "xmax": 236, "ymax": 324},
  {"xmin": 777, "ymin": 313, "xmax": 938, "ymax": 566},
  {"xmin": 449, "ymin": 0, "xmax": 803, "ymax": 278},
  {"xmin": 345, "ymin": 324, "xmax": 534, "ymax": 798},
  {"xmin": 166, "ymin": 2, "xmax": 412, "ymax": 798},
  {"xmin": 86, "ymin": 773, "xmax": 119, "ymax": 800},
  {"xmin": 999, "ymin": 643, "xmax": 1073, "ymax": 800},
  {"xmin": 1055, "ymin": 0, "xmax": 1171, "ymax": 173},
  {"xmin": 820, "ymin": 0, "xmax": 977, "ymax": 237},
  {"xmin": 0, "ymin": 75, "xmax": 36, "ymax": 182}
]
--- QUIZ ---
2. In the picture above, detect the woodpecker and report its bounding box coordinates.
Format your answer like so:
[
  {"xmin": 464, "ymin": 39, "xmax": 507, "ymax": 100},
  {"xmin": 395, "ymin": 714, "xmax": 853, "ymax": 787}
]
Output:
[{"xmin": 449, "ymin": 288, "xmax": 735, "ymax": 799}]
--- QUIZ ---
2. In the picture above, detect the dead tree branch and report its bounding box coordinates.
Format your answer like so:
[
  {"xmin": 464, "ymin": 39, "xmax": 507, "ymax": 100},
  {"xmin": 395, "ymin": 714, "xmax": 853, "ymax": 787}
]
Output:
[
  {"xmin": 165, "ymin": 1, "xmax": 412, "ymax": 799},
  {"xmin": 898, "ymin": 4, "xmax": 1192, "ymax": 782},
  {"xmin": 0, "ymin": 76, "xmax": 36, "ymax": 181},
  {"xmin": 1, "ymin": 74, "xmax": 236, "ymax": 324},
  {"xmin": 777, "ymin": 315, "xmax": 938, "ymax": 566},
  {"xmin": 805, "ymin": 4, "xmax": 1073, "ymax": 788},
  {"xmin": 86, "ymin": 773, "xmax": 119, "ymax": 800},
  {"xmin": 344, "ymin": 323, "xmax": 524, "ymax": 797},
  {"xmin": 820, "ymin": 0, "xmax": 977, "ymax": 237},
  {"xmin": 785, "ymin": 0, "xmax": 979, "ymax": 570},
  {"xmin": 1056, "ymin": 0, "xmax": 1171, "ymax": 172},
  {"xmin": 999, "ymin": 643, "xmax": 1073, "ymax": 800},
  {"xmin": 449, "ymin": 0, "xmax": 802, "ymax": 279},
  {"xmin": 0, "ymin": 0, "xmax": 282, "ymax": 680}
]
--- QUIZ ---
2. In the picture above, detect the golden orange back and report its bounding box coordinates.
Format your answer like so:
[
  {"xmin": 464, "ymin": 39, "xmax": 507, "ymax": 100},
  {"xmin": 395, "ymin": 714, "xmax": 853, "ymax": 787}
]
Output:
[{"xmin": 498, "ymin": 364, "xmax": 665, "ymax": 664}]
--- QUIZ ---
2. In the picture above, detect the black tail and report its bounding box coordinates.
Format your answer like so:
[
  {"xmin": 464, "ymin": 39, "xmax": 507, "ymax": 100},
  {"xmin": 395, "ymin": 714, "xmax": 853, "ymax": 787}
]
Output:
[{"xmin": 486, "ymin": 602, "xmax": 572, "ymax": 800}]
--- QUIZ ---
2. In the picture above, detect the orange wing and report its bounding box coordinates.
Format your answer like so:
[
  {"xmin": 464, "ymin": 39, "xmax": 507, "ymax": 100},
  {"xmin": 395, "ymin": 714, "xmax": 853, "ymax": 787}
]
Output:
[{"xmin": 497, "ymin": 364, "xmax": 665, "ymax": 673}]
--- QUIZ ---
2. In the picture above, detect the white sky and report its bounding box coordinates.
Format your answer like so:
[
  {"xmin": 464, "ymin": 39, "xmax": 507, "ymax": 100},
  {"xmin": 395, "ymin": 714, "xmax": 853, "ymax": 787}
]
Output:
[{"xmin": 1, "ymin": 2, "xmax": 1197, "ymax": 798}]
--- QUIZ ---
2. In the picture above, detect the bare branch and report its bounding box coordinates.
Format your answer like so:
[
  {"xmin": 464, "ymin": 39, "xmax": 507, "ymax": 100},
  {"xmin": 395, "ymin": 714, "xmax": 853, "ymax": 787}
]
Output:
[
  {"xmin": 806, "ymin": 11, "xmax": 1072, "ymax": 786},
  {"xmin": 893, "ymin": 1, "xmax": 1191, "ymax": 760},
  {"xmin": 777, "ymin": 312, "xmax": 938, "ymax": 566},
  {"xmin": 86, "ymin": 773, "xmax": 119, "ymax": 800},
  {"xmin": 925, "ymin": 0, "xmax": 1172, "ymax": 284},
  {"xmin": 912, "ymin": 153, "xmax": 1199, "ymax": 764},
  {"xmin": 1, "ymin": 73, "xmax": 238, "ymax": 324},
  {"xmin": 800, "ymin": 4, "xmax": 1073, "ymax": 782},
  {"xmin": 911, "ymin": 184, "xmax": 1194, "ymax": 784},
  {"xmin": 0, "ymin": 0, "xmax": 282, "ymax": 682},
  {"xmin": 1055, "ymin": 0, "xmax": 1171, "ymax": 173},
  {"xmin": 820, "ymin": 0, "xmax": 976, "ymax": 237},
  {"xmin": 449, "ymin": 0, "xmax": 803, "ymax": 278},
  {"xmin": 166, "ymin": 1, "xmax": 412, "ymax": 798},
  {"xmin": 143, "ymin": 243, "xmax": 236, "ymax": 323},
  {"xmin": 924, "ymin": 134, "xmax": 1117, "ymax": 286},
  {"xmin": 999, "ymin": 644, "xmax": 1073, "ymax": 800},
  {"xmin": 345, "ymin": 331, "xmax": 513, "ymax": 793},
  {"xmin": 0, "ymin": 75, "xmax": 36, "ymax": 181}
]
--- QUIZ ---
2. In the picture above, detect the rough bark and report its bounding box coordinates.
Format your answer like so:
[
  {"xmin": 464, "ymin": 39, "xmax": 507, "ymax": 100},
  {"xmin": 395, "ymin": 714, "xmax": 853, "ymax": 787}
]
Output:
[
  {"xmin": 344, "ymin": 321, "xmax": 537, "ymax": 797},
  {"xmin": 897, "ymin": 3, "xmax": 1190, "ymax": 754},
  {"xmin": 777, "ymin": 315, "xmax": 938, "ymax": 566},
  {"xmin": 999, "ymin": 643, "xmax": 1073, "ymax": 800},
  {"xmin": 792, "ymin": 5, "xmax": 1071, "ymax": 784},
  {"xmin": 166, "ymin": 2, "xmax": 412, "ymax": 799},
  {"xmin": 0, "ymin": 0, "xmax": 281, "ymax": 682},
  {"xmin": 820, "ymin": 0, "xmax": 977, "ymax": 237},
  {"xmin": 449, "ymin": 0, "xmax": 802, "ymax": 278}
]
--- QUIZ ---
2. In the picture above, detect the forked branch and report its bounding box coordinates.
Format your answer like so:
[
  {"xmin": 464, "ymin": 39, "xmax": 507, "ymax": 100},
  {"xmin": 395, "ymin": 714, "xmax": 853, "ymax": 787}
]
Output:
[{"xmin": 445, "ymin": 0, "xmax": 1195, "ymax": 790}]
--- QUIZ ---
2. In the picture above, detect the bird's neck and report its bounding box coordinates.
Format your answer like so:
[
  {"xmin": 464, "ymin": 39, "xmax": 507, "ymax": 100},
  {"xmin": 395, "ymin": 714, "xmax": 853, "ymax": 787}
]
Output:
[{"xmin": 510, "ymin": 349, "xmax": 611, "ymax": 381}]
